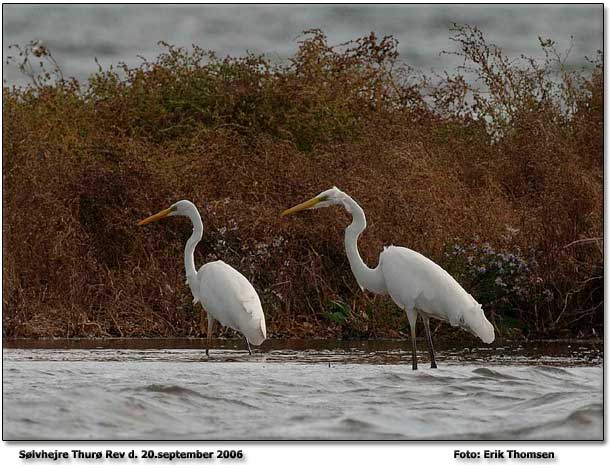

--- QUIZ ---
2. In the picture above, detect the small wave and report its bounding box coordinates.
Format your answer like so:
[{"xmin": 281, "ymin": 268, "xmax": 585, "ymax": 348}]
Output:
[
  {"xmin": 197, "ymin": 394, "xmax": 262, "ymax": 411},
  {"xmin": 564, "ymin": 403, "xmax": 603, "ymax": 426},
  {"xmin": 127, "ymin": 386, "xmax": 262, "ymax": 411},
  {"xmin": 338, "ymin": 417, "xmax": 377, "ymax": 432},
  {"xmin": 464, "ymin": 391, "xmax": 523, "ymax": 402},
  {"xmin": 411, "ymin": 372, "xmax": 460, "ymax": 383},
  {"xmin": 379, "ymin": 372, "xmax": 408, "ymax": 382},
  {"xmin": 342, "ymin": 379, "xmax": 363, "ymax": 387},
  {"xmin": 131, "ymin": 384, "xmax": 205, "ymax": 398},
  {"xmin": 444, "ymin": 402, "xmax": 603, "ymax": 440},
  {"xmin": 510, "ymin": 391, "xmax": 580, "ymax": 410},
  {"xmin": 288, "ymin": 414, "xmax": 315, "ymax": 422},
  {"xmin": 533, "ymin": 365, "xmax": 572, "ymax": 375},
  {"xmin": 18, "ymin": 417, "xmax": 41, "ymax": 424},
  {"xmin": 472, "ymin": 367, "xmax": 521, "ymax": 380},
  {"xmin": 256, "ymin": 389, "xmax": 283, "ymax": 398},
  {"xmin": 342, "ymin": 387, "xmax": 374, "ymax": 394},
  {"xmin": 266, "ymin": 380, "xmax": 306, "ymax": 388}
]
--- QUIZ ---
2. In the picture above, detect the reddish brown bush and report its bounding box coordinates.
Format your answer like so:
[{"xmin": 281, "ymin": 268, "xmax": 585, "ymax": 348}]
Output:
[{"xmin": 3, "ymin": 27, "xmax": 602, "ymax": 340}]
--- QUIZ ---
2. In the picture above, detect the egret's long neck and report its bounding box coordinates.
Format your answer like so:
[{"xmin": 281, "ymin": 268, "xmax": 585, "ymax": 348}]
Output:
[
  {"xmin": 342, "ymin": 196, "xmax": 387, "ymax": 295},
  {"xmin": 184, "ymin": 209, "xmax": 203, "ymax": 278}
]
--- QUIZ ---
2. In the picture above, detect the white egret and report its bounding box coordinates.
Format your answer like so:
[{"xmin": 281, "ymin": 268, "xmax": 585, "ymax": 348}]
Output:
[
  {"xmin": 138, "ymin": 200, "xmax": 266, "ymax": 355},
  {"xmin": 282, "ymin": 187, "xmax": 494, "ymax": 370}
]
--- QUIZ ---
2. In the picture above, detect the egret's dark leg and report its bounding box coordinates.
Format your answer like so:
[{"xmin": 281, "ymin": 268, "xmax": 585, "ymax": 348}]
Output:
[
  {"xmin": 422, "ymin": 316, "xmax": 437, "ymax": 369},
  {"xmin": 409, "ymin": 317, "xmax": 418, "ymax": 371},
  {"xmin": 245, "ymin": 338, "xmax": 252, "ymax": 355},
  {"xmin": 206, "ymin": 315, "xmax": 214, "ymax": 357},
  {"xmin": 199, "ymin": 309, "xmax": 206, "ymax": 335}
]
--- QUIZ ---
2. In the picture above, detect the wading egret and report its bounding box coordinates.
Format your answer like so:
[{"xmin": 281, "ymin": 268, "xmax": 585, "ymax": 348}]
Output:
[
  {"xmin": 138, "ymin": 200, "xmax": 266, "ymax": 355},
  {"xmin": 282, "ymin": 187, "xmax": 494, "ymax": 370}
]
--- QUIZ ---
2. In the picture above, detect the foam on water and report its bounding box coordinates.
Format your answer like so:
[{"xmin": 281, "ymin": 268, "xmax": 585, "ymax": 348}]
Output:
[{"xmin": 2, "ymin": 344, "xmax": 602, "ymax": 440}]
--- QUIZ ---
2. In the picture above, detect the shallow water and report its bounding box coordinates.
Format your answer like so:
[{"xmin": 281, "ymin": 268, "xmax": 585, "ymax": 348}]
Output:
[{"xmin": 2, "ymin": 339, "xmax": 602, "ymax": 440}]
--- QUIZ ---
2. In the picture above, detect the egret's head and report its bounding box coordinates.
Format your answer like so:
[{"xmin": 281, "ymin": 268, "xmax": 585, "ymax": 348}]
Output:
[
  {"xmin": 138, "ymin": 200, "xmax": 196, "ymax": 225},
  {"xmin": 281, "ymin": 187, "xmax": 345, "ymax": 217},
  {"xmin": 461, "ymin": 302, "xmax": 495, "ymax": 344}
]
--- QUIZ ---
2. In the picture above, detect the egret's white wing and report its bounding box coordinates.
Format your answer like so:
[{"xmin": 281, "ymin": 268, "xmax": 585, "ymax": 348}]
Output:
[
  {"xmin": 380, "ymin": 246, "xmax": 460, "ymax": 316},
  {"xmin": 380, "ymin": 246, "xmax": 494, "ymax": 342},
  {"xmin": 197, "ymin": 261, "xmax": 266, "ymax": 345}
]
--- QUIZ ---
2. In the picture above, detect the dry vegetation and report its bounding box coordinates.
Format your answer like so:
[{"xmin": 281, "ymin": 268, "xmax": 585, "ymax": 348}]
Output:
[{"xmin": 3, "ymin": 27, "xmax": 602, "ymax": 340}]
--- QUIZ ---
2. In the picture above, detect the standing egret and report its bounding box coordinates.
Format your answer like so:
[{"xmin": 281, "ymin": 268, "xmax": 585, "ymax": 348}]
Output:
[
  {"xmin": 282, "ymin": 187, "xmax": 494, "ymax": 370},
  {"xmin": 138, "ymin": 200, "xmax": 266, "ymax": 355}
]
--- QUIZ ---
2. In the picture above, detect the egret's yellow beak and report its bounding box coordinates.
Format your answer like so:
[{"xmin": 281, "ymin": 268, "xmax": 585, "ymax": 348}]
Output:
[
  {"xmin": 138, "ymin": 207, "xmax": 173, "ymax": 226},
  {"xmin": 281, "ymin": 197, "xmax": 321, "ymax": 217}
]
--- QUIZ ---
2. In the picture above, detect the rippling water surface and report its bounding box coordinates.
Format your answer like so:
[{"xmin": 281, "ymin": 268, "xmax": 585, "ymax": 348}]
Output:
[{"xmin": 3, "ymin": 339, "xmax": 602, "ymax": 440}]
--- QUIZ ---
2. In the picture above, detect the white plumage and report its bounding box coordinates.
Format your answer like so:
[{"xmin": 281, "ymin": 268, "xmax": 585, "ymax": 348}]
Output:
[
  {"xmin": 380, "ymin": 246, "xmax": 494, "ymax": 344},
  {"xmin": 282, "ymin": 186, "xmax": 494, "ymax": 369},
  {"xmin": 139, "ymin": 200, "xmax": 266, "ymax": 354},
  {"xmin": 196, "ymin": 261, "xmax": 266, "ymax": 346}
]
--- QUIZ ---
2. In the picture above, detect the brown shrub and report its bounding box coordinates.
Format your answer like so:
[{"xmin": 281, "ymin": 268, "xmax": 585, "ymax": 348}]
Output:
[{"xmin": 2, "ymin": 27, "xmax": 602, "ymax": 340}]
